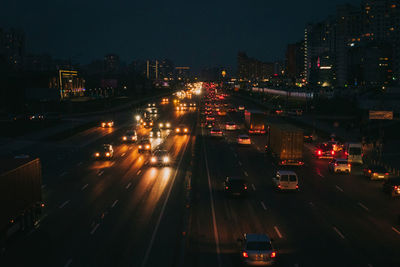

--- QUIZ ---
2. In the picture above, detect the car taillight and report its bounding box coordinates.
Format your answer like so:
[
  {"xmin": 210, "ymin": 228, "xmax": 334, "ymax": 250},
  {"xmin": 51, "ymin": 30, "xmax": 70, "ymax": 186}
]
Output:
[
  {"xmin": 278, "ymin": 184, "xmax": 281, "ymax": 188},
  {"xmin": 317, "ymin": 150, "xmax": 322, "ymax": 155},
  {"xmin": 244, "ymin": 185, "xmax": 247, "ymax": 190},
  {"xmin": 348, "ymin": 164, "xmax": 351, "ymax": 167},
  {"xmin": 394, "ymin": 186, "xmax": 398, "ymax": 190},
  {"xmin": 271, "ymin": 251, "xmax": 276, "ymax": 258},
  {"xmin": 331, "ymin": 150, "xmax": 335, "ymax": 155},
  {"xmin": 385, "ymin": 173, "xmax": 389, "ymax": 175},
  {"xmin": 242, "ymin": 251, "xmax": 248, "ymax": 258},
  {"xmin": 225, "ymin": 186, "xmax": 229, "ymax": 190},
  {"xmin": 368, "ymin": 170, "xmax": 371, "ymax": 173},
  {"xmin": 335, "ymin": 163, "xmax": 338, "ymax": 166},
  {"xmin": 296, "ymin": 185, "xmax": 299, "ymax": 189}
]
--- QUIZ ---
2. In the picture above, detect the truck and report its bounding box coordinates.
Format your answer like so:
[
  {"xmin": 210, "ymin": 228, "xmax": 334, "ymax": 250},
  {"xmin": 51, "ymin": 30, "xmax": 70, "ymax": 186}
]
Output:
[
  {"xmin": 244, "ymin": 110, "xmax": 266, "ymax": 134},
  {"xmin": 266, "ymin": 124, "xmax": 304, "ymax": 166},
  {"xmin": 0, "ymin": 157, "xmax": 43, "ymax": 247}
]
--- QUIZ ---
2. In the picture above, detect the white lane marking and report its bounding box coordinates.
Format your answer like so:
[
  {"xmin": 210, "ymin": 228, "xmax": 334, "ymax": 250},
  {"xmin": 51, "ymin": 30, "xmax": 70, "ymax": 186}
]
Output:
[
  {"xmin": 141, "ymin": 130, "xmax": 192, "ymax": 267},
  {"xmin": 111, "ymin": 199, "xmax": 119, "ymax": 208},
  {"xmin": 238, "ymin": 161, "xmax": 242, "ymax": 166},
  {"xmin": 60, "ymin": 172, "xmax": 67, "ymax": 177},
  {"xmin": 333, "ymin": 227, "xmax": 345, "ymax": 239},
  {"xmin": 367, "ymin": 264, "xmax": 373, "ymax": 267},
  {"xmin": 97, "ymin": 170, "xmax": 104, "ymax": 176},
  {"xmin": 260, "ymin": 201, "xmax": 267, "ymax": 210},
  {"xmin": 244, "ymin": 171, "xmax": 249, "ymax": 177},
  {"xmin": 309, "ymin": 201, "xmax": 315, "ymax": 207},
  {"xmin": 200, "ymin": 131, "xmax": 222, "ymax": 267},
  {"xmin": 358, "ymin": 202, "xmax": 369, "ymax": 212},
  {"xmin": 392, "ymin": 226, "xmax": 400, "ymax": 235},
  {"xmin": 59, "ymin": 200, "xmax": 70, "ymax": 209},
  {"xmin": 317, "ymin": 173, "xmax": 324, "ymax": 178},
  {"xmin": 335, "ymin": 185, "xmax": 344, "ymax": 192},
  {"xmin": 121, "ymin": 153, "xmax": 126, "ymax": 157},
  {"xmin": 251, "ymin": 184, "xmax": 256, "ymax": 191},
  {"xmin": 90, "ymin": 223, "xmax": 100, "ymax": 235},
  {"xmin": 126, "ymin": 182, "xmax": 132, "ymax": 189},
  {"xmin": 137, "ymin": 169, "xmax": 142, "ymax": 175},
  {"xmin": 274, "ymin": 226, "xmax": 283, "ymax": 239},
  {"xmin": 64, "ymin": 258, "xmax": 73, "ymax": 267},
  {"xmin": 77, "ymin": 161, "xmax": 83, "ymax": 166},
  {"xmin": 41, "ymin": 184, "xmax": 46, "ymax": 189},
  {"xmin": 294, "ymin": 264, "xmax": 299, "ymax": 267},
  {"xmin": 234, "ymin": 153, "xmax": 238, "ymax": 157},
  {"xmin": 81, "ymin": 184, "xmax": 89, "ymax": 191}
]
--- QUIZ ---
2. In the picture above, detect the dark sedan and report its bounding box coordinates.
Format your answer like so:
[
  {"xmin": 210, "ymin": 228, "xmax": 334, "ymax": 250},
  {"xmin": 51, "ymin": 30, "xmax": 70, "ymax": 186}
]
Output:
[{"xmin": 224, "ymin": 177, "xmax": 248, "ymax": 196}]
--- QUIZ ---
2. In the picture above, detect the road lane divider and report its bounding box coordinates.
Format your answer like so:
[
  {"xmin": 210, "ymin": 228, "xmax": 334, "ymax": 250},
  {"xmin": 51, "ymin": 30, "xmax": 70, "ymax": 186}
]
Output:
[
  {"xmin": 121, "ymin": 153, "xmax": 126, "ymax": 157},
  {"xmin": 391, "ymin": 226, "xmax": 400, "ymax": 235},
  {"xmin": 335, "ymin": 185, "xmax": 344, "ymax": 192},
  {"xmin": 125, "ymin": 182, "xmax": 132, "ymax": 189},
  {"xmin": 81, "ymin": 184, "xmax": 89, "ymax": 191},
  {"xmin": 137, "ymin": 169, "xmax": 142, "ymax": 175},
  {"xmin": 238, "ymin": 161, "xmax": 242, "ymax": 166},
  {"xmin": 77, "ymin": 161, "xmax": 83, "ymax": 166},
  {"xmin": 260, "ymin": 201, "xmax": 267, "ymax": 211},
  {"xmin": 274, "ymin": 226, "xmax": 283, "ymax": 239},
  {"xmin": 358, "ymin": 202, "xmax": 369, "ymax": 212},
  {"xmin": 333, "ymin": 227, "xmax": 345, "ymax": 239},
  {"xmin": 251, "ymin": 184, "xmax": 256, "ymax": 191},
  {"xmin": 60, "ymin": 172, "xmax": 67, "ymax": 177},
  {"xmin": 59, "ymin": 200, "xmax": 70, "ymax": 209},
  {"xmin": 244, "ymin": 171, "xmax": 249, "ymax": 177},
  {"xmin": 64, "ymin": 258, "xmax": 73, "ymax": 267},
  {"xmin": 97, "ymin": 170, "xmax": 104, "ymax": 176},
  {"xmin": 90, "ymin": 223, "xmax": 100, "ymax": 235},
  {"xmin": 111, "ymin": 199, "xmax": 119, "ymax": 208}
]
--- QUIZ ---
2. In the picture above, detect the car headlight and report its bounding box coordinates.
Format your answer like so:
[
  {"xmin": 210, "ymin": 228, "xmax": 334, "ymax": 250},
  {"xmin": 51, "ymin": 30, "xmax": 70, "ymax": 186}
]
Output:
[
  {"xmin": 106, "ymin": 152, "xmax": 110, "ymax": 157},
  {"xmin": 95, "ymin": 153, "xmax": 100, "ymax": 157},
  {"xmin": 146, "ymin": 145, "xmax": 150, "ymax": 149},
  {"xmin": 139, "ymin": 145, "xmax": 142, "ymax": 149},
  {"xmin": 176, "ymin": 128, "xmax": 180, "ymax": 132},
  {"xmin": 166, "ymin": 123, "xmax": 171, "ymax": 128},
  {"xmin": 123, "ymin": 136, "xmax": 127, "ymax": 140},
  {"xmin": 132, "ymin": 136, "xmax": 136, "ymax": 140},
  {"xmin": 108, "ymin": 123, "xmax": 112, "ymax": 126},
  {"xmin": 151, "ymin": 157, "xmax": 156, "ymax": 162},
  {"xmin": 184, "ymin": 128, "xmax": 188, "ymax": 132},
  {"xmin": 163, "ymin": 156, "xmax": 169, "ymax": 163},
  {"xmin": 159, "ymin": 123, "xmax": 163, "ymax": 128},
  {"xmin": 102, "ymin": 123, "xmax": 106, "ymax": 127},
  {"xmin": 150, "ymin": 132, "xmax": 153, "ymax": 137},
  {"xmin": 150, "ymin": 122, "xmax": 153, "ymax": 126}
]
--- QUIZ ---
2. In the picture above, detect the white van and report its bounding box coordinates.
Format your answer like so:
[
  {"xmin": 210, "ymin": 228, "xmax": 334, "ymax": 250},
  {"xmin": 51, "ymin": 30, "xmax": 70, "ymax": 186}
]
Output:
[
  {"xmin": 345, "ymin": 142, "xmax": 363, "ymax": 164},
  {"xmin": 272, "ymin": 170, "xmax": 299, "ymax": 191}
]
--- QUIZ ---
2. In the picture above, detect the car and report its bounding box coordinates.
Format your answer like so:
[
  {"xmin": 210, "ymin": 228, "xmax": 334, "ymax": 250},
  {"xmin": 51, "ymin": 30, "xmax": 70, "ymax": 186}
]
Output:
[
  {"xmin": 328, "ymin": 158, "xmax": 351, "ymax": 173},
  {"xmin": 210, "ymin": 128, "xmax": 223, "ymax": 138},
  {"xmin": 138, "ymin": 139, "xmax": 151, "ymax": 153},
  {"xmin": 272, "ymin": 170, "xmax": 299, "ymax": 191},
  {"xmin": 363, "ymin": 165, "xmax": 390, "ymax": 180},
  {"xmin": 158, "ymin": 121, "xmax": 171, "ymax": 129},
  {"xmin": 328, "ymin": 140, "xmax": 343, "ymax": 152},
  {"xmin": 228, "ymin": 107, "xmax": 237, "ymax": 112},
  {"xmin": 238, "ymin": 134, "xmax": 251, "ymax": 145},
  {"xmin": 101, "ymin": 120, "xmax": 114, "ymax": 128},
  {"xmin": 149, "ymin": 128, "xmax": 161, "ymax": 138},
  {"xmin": 94, "ymin": 144, "xmax": 114, "ymax": 159},
  {"xmin": 225, "ymin": 122, "xmax": 237, "ymax": 131},
  {"xmin": 147, "ymin": 103, "xmax": 156, "ymax": 107},
  {"xmin": 382, "ymin": 177, "xmax": 400, "ymax": 197},
  {"xmin": 315, "ymin": 143, "xmax": 335, "ymax": 159},
  {"xmin": 143, "ymin": 120, "xmax": 154, "ymax": 128},
  {"xmin": 238, "ymin": 105, "xmax": 245, "ymax": 111},
  {"xmin": 205, "ymin": 121, "xmax": 215, "ymax": 129},
  {"xmin": 150, "ymin": 150, "xmax": 170, "ymax": 166},
  {"xmin": 122, "ymin": 130, "xmax": 137, "ymax": 142},
  {"xmin": 239, "ymin": 233, "xmax": 277, "ymax": 266},
  {"xmin": 206, "ymin": 116, "xmax": 215, "ymax": 121},
  {"xmin": 217, "ymin": 110, "xmax": 227, "ymax": 116},
  {"xmin": 224, "ymin": 177, "xmax": 248, "ymax": 196},
  {"xmin": 303, "ymin": 131, "xmax": 313, "ymax": 143},
  {"xmin": 175, "ymin": 125, "xmax": 189, "ymax": 134}
]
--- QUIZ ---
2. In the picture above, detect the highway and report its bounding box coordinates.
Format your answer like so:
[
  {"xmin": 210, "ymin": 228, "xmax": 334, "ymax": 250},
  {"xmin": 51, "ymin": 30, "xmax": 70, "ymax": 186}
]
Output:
[
  {"xmin": 1, "ymin": 100, "xmax": 197, "ymax": 267},
  {"xmin": 184, "ymin": 92, "xmax": 400, "ymax": 267},
  {"xmin": 2, "ymin": 87, "xmax": 400, "ymax": 267}
]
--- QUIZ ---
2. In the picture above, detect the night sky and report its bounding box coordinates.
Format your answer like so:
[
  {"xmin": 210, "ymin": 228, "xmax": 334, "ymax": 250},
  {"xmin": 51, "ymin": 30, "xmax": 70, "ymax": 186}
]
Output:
[{"xmin": 1, "ymin": 0, "xmax": 361, "ymax": 71}]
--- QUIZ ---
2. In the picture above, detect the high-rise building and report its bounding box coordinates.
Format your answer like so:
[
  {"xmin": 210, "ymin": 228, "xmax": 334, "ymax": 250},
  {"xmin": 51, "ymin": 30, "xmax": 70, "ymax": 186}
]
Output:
[
  {"xmin": 104, "ymin": 54, "xmax": 120, "ymax": 73},
  {"xmin": 237, "ymin": 52, "xmax": 274, "ymax": 81},
  {"xmin": 285, "ymin": 41, "xmax": 305, "ymax": 84},
  {"xmin": 0, "ymin": 28, "xmax": 25, "ymax": 69}
]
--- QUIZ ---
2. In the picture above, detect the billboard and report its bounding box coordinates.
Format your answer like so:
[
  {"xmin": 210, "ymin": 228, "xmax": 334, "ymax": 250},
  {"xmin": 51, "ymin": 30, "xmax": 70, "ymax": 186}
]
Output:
[{"xmin": 369, "ymin": 110, "xmax": 393, "ymax": 120}]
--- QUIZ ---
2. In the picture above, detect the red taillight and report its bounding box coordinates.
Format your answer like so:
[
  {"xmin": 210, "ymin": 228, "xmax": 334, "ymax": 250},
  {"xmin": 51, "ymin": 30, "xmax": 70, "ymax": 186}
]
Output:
[
  {"xmin": 368, "ymin": 170, "xmax": 372, "ymax": 173},
  {"xmin": 394, "ymin": 186, "xmax": 398, "ymax": 190},
  {"xmin": 242, "ymin": 252, "xmax": 249, "ymax": 258},
  {"xmin": 331, "ymin": 150, "xmax": 335, "ymax": 155},
  {"xmin": 348, "ymin": 164, "xmax": 351, "ymax": 167},
  {"xmin": 270, "ymin": 251, "xmax": 276, "ymax": 258},
  {"xmin": 296, "ymin": 185, "xmax": 299, "ymax": 189},
  {"xmin": 244, "ymin": 185, "xmax": 247, "ymax": 190},
  {"xmin": 317, "ymin": 150, "xmax": 322, "ymax": 155},
  {"xmin": 278, "ymin": 184, "xmax": 281, "ymax": 188},
  {"xmin": 345, "ymin": 151, "xmax": 348, "ymax": 156},
  {"xmin": 385, "ymin": 173, "xmax": 389, "ymax": 175},
  {"xmin": 335, "ymin": 163, "xmax": 338, "ymax": 166},
  {"xmin": 225, "ymin": 186, "xmax": 229, "ymax": 190}
]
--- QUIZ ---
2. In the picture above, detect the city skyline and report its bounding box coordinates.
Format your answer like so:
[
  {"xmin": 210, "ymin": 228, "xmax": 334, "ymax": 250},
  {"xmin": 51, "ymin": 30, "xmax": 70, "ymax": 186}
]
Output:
[{"xmin": 1, "ymin": 0, "xmax": 361, "ymax": 70}]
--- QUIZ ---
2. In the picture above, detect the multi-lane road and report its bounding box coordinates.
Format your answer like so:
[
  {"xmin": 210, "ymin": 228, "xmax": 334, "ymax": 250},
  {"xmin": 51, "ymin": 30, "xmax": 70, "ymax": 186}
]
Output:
[{"xmin": 2, "ymin": 89, "xmax": 400, "ymax": 267}]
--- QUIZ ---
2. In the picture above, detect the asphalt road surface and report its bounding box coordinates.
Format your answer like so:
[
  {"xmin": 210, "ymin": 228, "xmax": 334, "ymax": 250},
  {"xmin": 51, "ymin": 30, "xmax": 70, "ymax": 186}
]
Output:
[{"xmin": 2, "ymin": 90, "xmax": 400, "ymax": 267}]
